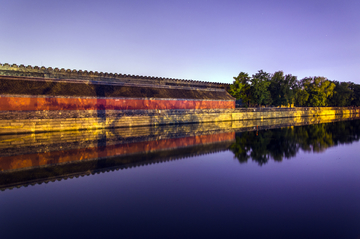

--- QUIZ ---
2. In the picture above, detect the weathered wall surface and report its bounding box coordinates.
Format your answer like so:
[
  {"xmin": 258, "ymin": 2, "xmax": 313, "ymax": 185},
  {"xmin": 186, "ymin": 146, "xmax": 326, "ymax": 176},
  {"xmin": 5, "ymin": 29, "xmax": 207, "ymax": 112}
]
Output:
[
  {"xmin": 0, "ymin": 107, "xmax": 359, "ymax": 134},
  {"xmin": 0, "ymin": 64, "xmax": 235, "ymax": 113},
  {"xmin": 0, "ymin": 95, "xmax": 233, "ymax": 111}
]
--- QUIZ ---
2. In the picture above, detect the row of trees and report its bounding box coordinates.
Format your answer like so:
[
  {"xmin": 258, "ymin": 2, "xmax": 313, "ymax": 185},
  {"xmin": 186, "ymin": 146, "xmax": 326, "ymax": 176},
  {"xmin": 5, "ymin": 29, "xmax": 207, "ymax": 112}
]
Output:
[{"xmin": 228, "ymin": 70, "xmax": 360, "ymax": 107}]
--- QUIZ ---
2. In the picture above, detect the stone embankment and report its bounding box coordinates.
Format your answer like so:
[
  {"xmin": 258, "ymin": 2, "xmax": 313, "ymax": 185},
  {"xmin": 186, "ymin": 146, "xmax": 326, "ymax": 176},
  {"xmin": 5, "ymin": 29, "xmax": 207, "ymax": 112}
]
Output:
[{"xmin": 0, "ymin": 107, "xmax": 359, "ymax": 134}]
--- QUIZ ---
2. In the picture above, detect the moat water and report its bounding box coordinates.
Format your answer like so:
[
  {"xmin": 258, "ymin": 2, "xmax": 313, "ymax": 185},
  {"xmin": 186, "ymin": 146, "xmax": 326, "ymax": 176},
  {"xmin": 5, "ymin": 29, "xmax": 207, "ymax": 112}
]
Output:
[{"xmin": 1, "ymin": 118, "xmax": 360, "ymax": 239}]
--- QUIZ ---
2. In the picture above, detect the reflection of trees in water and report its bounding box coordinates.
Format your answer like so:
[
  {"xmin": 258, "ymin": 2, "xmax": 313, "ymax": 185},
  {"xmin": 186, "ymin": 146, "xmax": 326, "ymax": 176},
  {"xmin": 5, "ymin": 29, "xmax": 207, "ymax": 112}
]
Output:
[{"xmin": 230, "ymin": 120, "xmax": 360, "ymax": 165}]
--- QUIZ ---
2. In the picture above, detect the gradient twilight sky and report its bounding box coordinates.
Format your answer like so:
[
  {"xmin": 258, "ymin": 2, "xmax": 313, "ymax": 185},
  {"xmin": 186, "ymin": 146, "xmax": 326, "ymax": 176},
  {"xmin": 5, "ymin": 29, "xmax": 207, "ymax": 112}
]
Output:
[{"xmin": 1, "ymin": 0, "xmax": 359, "ymax": 84}]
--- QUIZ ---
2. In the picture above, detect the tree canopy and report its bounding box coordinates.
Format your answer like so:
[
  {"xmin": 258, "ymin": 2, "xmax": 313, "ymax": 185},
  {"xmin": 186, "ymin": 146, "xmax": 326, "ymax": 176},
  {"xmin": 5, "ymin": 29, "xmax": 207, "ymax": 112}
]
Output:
[
  {"xmin": 301, "ymin": 77, "xmax": 336, "ymax": 107},
  {"xmin": 228, "ymin": 70, "xmax": 359, "ymax": 107},
  {"xmin": 250, "ymin": 70, "xmax": 272, "ymax": 106},
  {"xmin": 228, "ymin": 72, "xmax": 251, "ymax": 106}
]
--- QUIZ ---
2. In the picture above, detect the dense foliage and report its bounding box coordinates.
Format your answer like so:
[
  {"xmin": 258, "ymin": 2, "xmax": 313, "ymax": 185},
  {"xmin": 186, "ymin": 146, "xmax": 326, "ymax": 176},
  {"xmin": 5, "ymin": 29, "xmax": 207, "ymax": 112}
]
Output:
[{"xmin": 229, "ymin": 70, "xmax": 360, "ymax": 107}]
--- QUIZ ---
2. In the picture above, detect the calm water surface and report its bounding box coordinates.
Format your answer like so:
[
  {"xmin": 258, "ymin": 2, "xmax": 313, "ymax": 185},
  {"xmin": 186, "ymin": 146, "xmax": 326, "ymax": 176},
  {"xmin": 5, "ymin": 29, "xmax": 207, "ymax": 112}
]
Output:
[{"xmin": 1, "ymin": 119, "xmax": 360, "ymax": 239}]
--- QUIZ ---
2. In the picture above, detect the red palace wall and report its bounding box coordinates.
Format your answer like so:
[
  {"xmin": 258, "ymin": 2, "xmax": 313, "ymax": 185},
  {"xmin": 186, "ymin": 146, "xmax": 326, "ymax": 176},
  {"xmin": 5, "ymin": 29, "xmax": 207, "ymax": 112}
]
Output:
[
  {"xmin": 0, "ymin": 65, "xmax": 235, "ymax": 133},
  {"xmin": 0, "ymin": 95, "xmax": 235, "ymax": 111}
]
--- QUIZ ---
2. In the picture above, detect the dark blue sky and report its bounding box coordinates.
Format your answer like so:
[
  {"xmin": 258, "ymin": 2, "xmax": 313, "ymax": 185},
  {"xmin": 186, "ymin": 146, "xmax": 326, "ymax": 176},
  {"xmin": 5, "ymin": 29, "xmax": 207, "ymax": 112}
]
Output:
[{"xmin": 1, "ymin": 0, "xmax": 359, "ymax": 83}]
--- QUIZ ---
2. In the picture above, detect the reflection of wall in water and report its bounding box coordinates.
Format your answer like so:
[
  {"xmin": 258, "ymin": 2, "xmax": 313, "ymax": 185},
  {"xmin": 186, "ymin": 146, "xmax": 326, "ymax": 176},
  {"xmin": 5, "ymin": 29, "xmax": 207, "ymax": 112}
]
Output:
[
  {"xmin": 0, "ymin": 132, "xmax": 234, "ymax": 172},
  {"xmin": 1, "ymin": 116, "xmax": 360, "ymax": 191}
]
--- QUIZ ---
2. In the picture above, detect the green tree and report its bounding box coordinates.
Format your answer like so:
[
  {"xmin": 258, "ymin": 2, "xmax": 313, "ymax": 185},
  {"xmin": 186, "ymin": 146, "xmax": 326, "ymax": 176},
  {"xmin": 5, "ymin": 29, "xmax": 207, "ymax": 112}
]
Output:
[
  {"xmin": 350, "ymin": 83, "xmax": 360, "ymax": 106},
  {"xmin": 283, "ymin": 74, "xmax": 298, "ymax": 107},
  {"xmin": 250, "ymin": 70, "xmax": 272, "ymax": 106},
  {"xmin": 301, "ymin": 77, "xmax": 336, "ymax": 107},
  {"xmin": 228, "ymin": 72, "xmax": 251, "ymax": 106},
  {"xmin": 269, "ymin": 71, "xmax": 297, "ymax": 107},
  {"xmin": 294, "ymin": 88, "xmax": 309, "ymax": 106},
  {"xmin": 269, "ymin": 71, "xmax": 284, "ymax": 106},
  {"xmin": 328, "ymin": 81, "xmax": 353, "ymax": 106}
]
